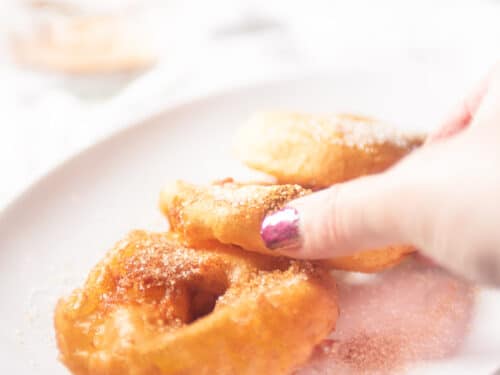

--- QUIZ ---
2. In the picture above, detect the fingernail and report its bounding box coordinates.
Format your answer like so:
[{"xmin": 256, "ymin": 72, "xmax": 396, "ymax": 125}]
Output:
[{"xmin": 260, "ymin": 207, "xmax": 301, "ymax": 251}]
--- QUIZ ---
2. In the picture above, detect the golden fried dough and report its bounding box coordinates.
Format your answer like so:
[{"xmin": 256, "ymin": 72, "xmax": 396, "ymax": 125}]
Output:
[
  {"xmin": 55, "ymin": 231, "xmax": 338, "ymax": 375},
  {"xmin": 160, "ymin": 179, "xmax": 310, "ymax": 255},
  {"xmin": 160, "ymin": 180, "xmax": 415, "ymax": 273},
  {"xmin": 325, "ymin": 246, "xmax": 414, "ymax": 273},
  {"xmin": 234, "ymin": 112, "xmax": 424, "ymax": 188}
]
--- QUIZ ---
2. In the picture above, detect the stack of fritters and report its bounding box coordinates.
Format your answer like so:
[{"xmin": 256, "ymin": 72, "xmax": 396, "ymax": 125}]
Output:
[{"xmin": 55, "ymin": 112, "xmax": 424, "ymax": 375}]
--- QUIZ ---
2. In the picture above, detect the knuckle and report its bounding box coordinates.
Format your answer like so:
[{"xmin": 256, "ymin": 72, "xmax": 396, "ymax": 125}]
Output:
[{"xmin": 324, "ymin": 185, "xmax": 351, "ymax": 251}]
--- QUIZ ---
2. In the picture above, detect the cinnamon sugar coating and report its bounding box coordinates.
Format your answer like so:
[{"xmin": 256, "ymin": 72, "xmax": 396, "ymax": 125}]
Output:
[
  {"xmin": 55, "ymin": 231, "xmax": 338, "ymax": 375},
  {"xmin": 235, "ymin": 112, "xmax": 424, "ymax": 188}
]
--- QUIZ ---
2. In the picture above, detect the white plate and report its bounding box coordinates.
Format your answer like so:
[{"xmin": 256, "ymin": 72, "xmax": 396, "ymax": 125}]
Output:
[{"xmin": 1, "ymin": 69, "xmax": 499, "ymax": 374}]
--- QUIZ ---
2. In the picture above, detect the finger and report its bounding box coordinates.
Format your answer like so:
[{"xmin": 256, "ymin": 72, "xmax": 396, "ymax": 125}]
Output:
[
  {"xmin": 260, "ymin": 168, "xmax": 414, "ymax": 259},
  {"xmin": 426, "ymin": 69, "xmax": 491, "ymax": 143},
  {"xmin": 469, "ymin": 66, "xmax": 500, "ymax": 132}
]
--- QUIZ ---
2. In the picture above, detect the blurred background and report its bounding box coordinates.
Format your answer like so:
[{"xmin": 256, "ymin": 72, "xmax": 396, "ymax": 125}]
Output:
[{"xmin": 0, "ymin": 0, "xmax": 499, "ymax": 209}]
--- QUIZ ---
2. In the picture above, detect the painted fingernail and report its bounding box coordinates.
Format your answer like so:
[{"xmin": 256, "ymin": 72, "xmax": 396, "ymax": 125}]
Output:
[{"xmin": 260, "ymin": 207, "xmax": 301, "ymax": 251}]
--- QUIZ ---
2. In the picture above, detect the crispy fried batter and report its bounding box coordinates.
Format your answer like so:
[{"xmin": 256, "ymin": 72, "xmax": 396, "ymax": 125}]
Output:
[
  {"xmin": 325, "ymin": 246, "xmax": 414, "ymax": 273},
  {"xmin": 234, "ymin": 112, "xmax": 424, "ymax": 189},
  {"xmin": 55, "ymin": 231, "xmax": 338, "ymax": 375},
  {"xmin": 160, "ymin": 180, "xmax": 415, "ymax": 273},
  {"xmin": 160, "ymin": 179, "xmax": 310, "ymax": 254}
]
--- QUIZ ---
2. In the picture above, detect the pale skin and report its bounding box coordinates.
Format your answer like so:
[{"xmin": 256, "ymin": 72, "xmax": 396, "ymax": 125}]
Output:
[{"xmin": 274, "ymin": 63, "xmax": 500, "ymax": 287}]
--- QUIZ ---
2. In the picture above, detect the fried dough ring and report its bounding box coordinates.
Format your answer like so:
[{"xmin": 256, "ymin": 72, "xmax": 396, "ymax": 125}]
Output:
[
  {"xmin": 55, "ymin": 231, "xmax": 338, "ymax": 375},
  {"xmin": 160, "ymin": 179, "xmax": 310, "ymax": 254},
  {"xmin": 234, "ymin": 112, "xmax": 424, "ymax": 189},
  {"xmin": 160, "ymin": 180, "xmax": 414, "ymax": 273}
]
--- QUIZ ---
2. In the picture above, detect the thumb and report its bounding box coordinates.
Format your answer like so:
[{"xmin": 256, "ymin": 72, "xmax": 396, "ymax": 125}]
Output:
[{"xmin": 260, "ymin": 168, "xmax": 416, "ymax": 259}]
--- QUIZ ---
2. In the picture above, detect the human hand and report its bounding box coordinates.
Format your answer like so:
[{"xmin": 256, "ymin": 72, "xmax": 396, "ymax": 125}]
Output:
[{"xmin": 260, "ymin": 64, "xmax": 500, "ymax": 287}]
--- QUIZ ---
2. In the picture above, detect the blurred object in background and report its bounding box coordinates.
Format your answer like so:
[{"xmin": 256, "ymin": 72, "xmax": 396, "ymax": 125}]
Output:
[
  {"xmin": 10, "ymin": 1, "xmax": 156, "ymax": 74},
  {"xmin": 5, "ymin": 0, "xmax": 174, "ymax": 97}
]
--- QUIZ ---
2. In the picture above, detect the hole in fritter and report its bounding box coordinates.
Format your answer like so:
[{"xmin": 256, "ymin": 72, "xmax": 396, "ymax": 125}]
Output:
[{"xmin": 186, "ymin": 280, "xmax": 228, "ymax": 323}]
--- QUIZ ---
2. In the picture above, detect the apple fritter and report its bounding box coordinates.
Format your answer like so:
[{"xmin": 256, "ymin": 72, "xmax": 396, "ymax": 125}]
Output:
[
  {"xmin": 234, "ymin": 112, "xmax": 424, "ymax": 189},
  {"xmin": 55, "ymin": 231, "xmax": 338, "ymax": 375}
]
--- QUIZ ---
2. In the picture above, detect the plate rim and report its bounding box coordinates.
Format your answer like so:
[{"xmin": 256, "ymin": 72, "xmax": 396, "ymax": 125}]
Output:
[{"xmin": 0, "ymin": 72, "xmax": 315, "ymax": 220}]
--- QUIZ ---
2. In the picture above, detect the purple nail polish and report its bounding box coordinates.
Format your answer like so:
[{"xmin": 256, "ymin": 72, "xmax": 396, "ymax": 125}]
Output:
[{"xmin": 260, "ymin": 207, "xmax": 301, "ymax": 250}]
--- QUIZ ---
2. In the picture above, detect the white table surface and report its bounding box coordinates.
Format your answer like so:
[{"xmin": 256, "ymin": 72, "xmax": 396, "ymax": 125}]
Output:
[{"xmin": 1, "ymin": 0, "xmax": 499, "ymax": 210}]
